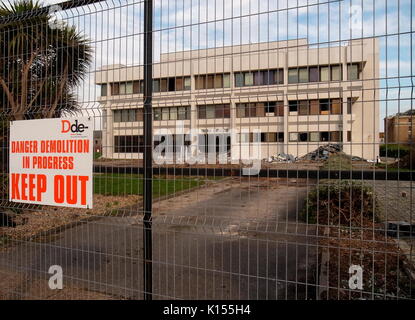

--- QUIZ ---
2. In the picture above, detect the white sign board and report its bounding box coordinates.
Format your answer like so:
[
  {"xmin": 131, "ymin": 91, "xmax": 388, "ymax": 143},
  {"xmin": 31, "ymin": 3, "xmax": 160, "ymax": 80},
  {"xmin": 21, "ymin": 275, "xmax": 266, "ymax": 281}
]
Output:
[{"xmin": 9, "ymin": 118, "xmax": 94, "ymax": 209}]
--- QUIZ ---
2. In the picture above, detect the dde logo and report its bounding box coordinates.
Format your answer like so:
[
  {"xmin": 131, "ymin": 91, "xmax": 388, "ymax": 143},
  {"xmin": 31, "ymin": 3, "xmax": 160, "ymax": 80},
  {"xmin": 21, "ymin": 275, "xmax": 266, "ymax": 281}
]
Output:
[{"xmin": 61, "ymin": 120, "xmax": 89, "ymax": 133}]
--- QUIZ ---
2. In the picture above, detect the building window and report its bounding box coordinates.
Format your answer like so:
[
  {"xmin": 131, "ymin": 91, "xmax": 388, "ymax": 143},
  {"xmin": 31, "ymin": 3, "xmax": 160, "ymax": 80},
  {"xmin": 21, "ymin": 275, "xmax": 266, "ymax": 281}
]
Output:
[
  {"xmin": 111, "ymin": 83, "xmax": 119, "ymax": 95},
  {"xmin": 310, "ymin": 100, "xmax": 319, "ymax": 115},
  {"xmin": 298, "ymin": 100, "xmax": 309, "ymax": 115},
  {"xmin": 320, "ymin": 132, "xmax": 330, "ymax": 141},
  {"xmin": 184, "ymin": 77, "xmax": 191, "ymax": 90},
  {"xmin": 235, "ymin": 73, "xmax": 244, "ymax": 87},
  {"xmin": 236, "ymin": 102, "xmax": 282, "ymax": 118},
  {"xmin": 298, "ymin": 68, "xmax": 309, "ymax": 83},
  {"xmin": 162, "ymin": 108, "xmax": 169, "ymax": 120},
  {"xmin": 348, "ymin": 63, "xmax": 360, "ymax": 80},
  {"xmin": 290, "ymin": 99, "xmax": 343, "ymax": 115},
  {"xmin": 153, "ymin": 79, "xmax": 160, "ymax": 92},
  {"xmin": 309, "ymin": 132, "xmax": 320, "ymax": 142},
  {"xmin": 320, "ymin": 100, "xmax": 330, "ymax": 115},
  {"xmin": 330, "ymin": 99, "xmax": 342, "ymax": 115},
  {"xmin": 244, "ymin": 72, "xmax": 254, "ymax": 86},
  {"xmin": 160, "ymin": 79, "xmax": 168, "ymax": 92},
  {"xmin": 331, "ymin": 65, "xmax": 342, "ymax": 81},
  {"xmin": 133, "ymin": 81, "xmax": 142, "ymax": 94},
  {"xmin": 114, "ymin": 135, "xmax": 144, "ymax": 153},
  {"xmin": 100, "ymin": 84, "xmax": 107, "ymax": 96},
  {"xmin": 113, "ymin": 109, "xmax": 143, "ymax": 123},
  {"xmin": 320, "ymin": 66, "xmax": 330, "ymax": 82},
  {"xmin": 347, "ymin": 131, "xmax": 352, "ymax": 142},
  {"xmin": 309, "ymin": 67, "xmax": 319, "ymax": 82},
  {"xmin": 235, "ymin": 69, "xmax": 283, "ymax": 87},
  {"xmin": 289, "ymin": 133, "xmax": 298, "ymax": 142},
  {"xmin": 175, "ymin": 78, "xmax": 184, "ymax": 91},
  {"xmin": 289, "ymin": 65, "xmax": 342, "ymax": 83},
  {"xmin": 260, "ymin": 132, "xmax": 283, "ymax": 143},
  {"xmin": 198, "ymin": 104, "xmax": 230, "ymax": 119},
  {"xmin": 289, "ymin": 101, "xmax": 298, "ymax": 112},
  {"xmin": 288, "ymin": 69, "xmax": 298, "ymax": 83},
  {"xmin": 170, "ymin": 107, "xmax": 178, "ymax": 120},
  {"xmin": 154, "ymin": 108, "xmax": 161, "ymax": 120},
  {"xmin": 289, "ymin": 131, "xmax": 342, "ymax": 142},
  {"xmin": 195, "ymin": 74, "xmax": 231, "ymax": 89}
]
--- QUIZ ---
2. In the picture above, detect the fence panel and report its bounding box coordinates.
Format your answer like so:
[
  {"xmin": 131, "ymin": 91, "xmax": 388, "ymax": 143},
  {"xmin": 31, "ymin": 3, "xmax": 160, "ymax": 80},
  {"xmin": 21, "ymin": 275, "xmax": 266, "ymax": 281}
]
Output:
[{"xmin": 0, "ymin": 0, "xmax": 413, "ymax": 300}]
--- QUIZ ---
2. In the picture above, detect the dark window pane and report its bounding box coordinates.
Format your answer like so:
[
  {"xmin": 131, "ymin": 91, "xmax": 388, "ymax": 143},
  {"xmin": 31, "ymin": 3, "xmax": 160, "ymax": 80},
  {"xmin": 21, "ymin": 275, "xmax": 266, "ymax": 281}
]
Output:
[
  {"xmin": 289, "ymin": 101, "xmax": 298, "ymax": 112},
  {"xmin": 320, "ymin": 99, "xmax": 330, "ymax": 114},
  {"xmin": 254, "ymin": 71, "xmax": 263, "ymax": 86},
  {"xmin": 111, "ymin": 83, "xmax": 120, "ymax": 95},
  {"xmin": 320, "ymin": 132, "xmax": 330, "ymax": 141},
  {"xmin": 223, "ymin": 105, "xmax": 230, "ymax": 118},
  {"xmin": 198, "ymin": 106, "xmax": 206, "ymax": 119},
  {"xmin": 276, "ymin": 101, "xmax": 284, "ymax": 116},
  {"xmin": 168, "ymin": 78, "xmax": 175, "ymax": 91},
  {"xmin": 195, "ymin": 76, "xmax": 205, "ymax": 89},
  {"xmin": 136, "ymin": 109, "xmax": 143, "ymax": 121},
  {"xmin": 309, "ymin": 67, "xmax": 319, "ymax": 82},
  {"xmin": 207, "ymin": 75, "xmax": 214, "ymax": 89},
  {"xmin": 215, "ymin": 104, "xmax": 224, "ymax": 118},
  {"xmin": 299, "ymin": 132, "xmax": 309, "ymax": 142},
  {"xmin": 133, "ymin": 81, "xmax": 141, "ymax": 94}
]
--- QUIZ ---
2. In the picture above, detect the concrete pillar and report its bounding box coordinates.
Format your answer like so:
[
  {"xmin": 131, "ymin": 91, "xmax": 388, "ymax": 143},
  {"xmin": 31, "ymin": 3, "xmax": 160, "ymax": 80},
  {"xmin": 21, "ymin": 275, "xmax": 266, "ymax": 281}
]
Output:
[{"xmin": 283, "ymin": 51, "xmax": 289, "ymax": 154}]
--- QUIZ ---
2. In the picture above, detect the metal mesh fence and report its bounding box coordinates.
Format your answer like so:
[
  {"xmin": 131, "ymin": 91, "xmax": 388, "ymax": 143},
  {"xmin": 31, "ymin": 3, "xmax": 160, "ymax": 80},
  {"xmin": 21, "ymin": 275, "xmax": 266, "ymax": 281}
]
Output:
[{"xmin": 0, "ymin": 0, "xmax": 414, "ymax": 300}]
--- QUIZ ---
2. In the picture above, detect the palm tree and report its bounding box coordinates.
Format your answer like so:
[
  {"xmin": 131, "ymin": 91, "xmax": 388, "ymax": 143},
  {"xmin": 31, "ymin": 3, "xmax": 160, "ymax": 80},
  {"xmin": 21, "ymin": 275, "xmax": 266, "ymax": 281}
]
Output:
[
  {"xmin": 0, "ymin": 0, "xmax": 93, "ymax": 210},
  {"xmin": 0, "ymin": 0, "xmax": 93, "ymax": 120}
]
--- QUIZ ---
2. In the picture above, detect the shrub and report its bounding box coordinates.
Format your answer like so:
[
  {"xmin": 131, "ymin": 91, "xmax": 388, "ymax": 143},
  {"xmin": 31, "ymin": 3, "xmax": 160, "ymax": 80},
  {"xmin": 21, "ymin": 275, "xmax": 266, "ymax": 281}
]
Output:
[
  {"xmin": 380, "ymin": 144, "xmax": 411, "ymax": 158},
  {"xmin": 301, "ymin": 181, "xmax": 379, "ymax": 227}
]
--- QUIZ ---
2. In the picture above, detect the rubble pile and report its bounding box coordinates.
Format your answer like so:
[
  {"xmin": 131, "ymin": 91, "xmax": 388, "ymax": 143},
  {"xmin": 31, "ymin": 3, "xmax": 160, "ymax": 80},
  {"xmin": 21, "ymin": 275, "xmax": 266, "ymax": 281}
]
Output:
[
  {"xmin": 299, "ymin": 144, "xmax": 343, "ymax": 161},
  {"xmin": 264, "ymin": 144, "xmax": 370, "ymax": 164},
  {"xmin": 265, "ymin": 153, "xmax": 297, "ymax": 163}
]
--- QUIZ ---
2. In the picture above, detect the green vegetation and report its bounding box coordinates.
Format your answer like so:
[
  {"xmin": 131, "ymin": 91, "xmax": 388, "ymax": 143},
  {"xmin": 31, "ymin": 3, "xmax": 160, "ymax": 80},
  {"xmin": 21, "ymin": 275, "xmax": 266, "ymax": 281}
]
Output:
[
  {"xmin": 301, "ymin": 180, "xmax": 379, "ymax": 226},
  {"xmin": 93, "ymin": 174, "xmax": 217, "ymax": 197},
  {"xmin": 380, "ymin": 144, "xmax": 411, "ymax": 158},
  {"xmin": 94, "ymin": 152, "xmax": 102, "ymax": 160},
  {"xmin": 321, "ymin": 153, "xmax": 353, "ymax": 170}
]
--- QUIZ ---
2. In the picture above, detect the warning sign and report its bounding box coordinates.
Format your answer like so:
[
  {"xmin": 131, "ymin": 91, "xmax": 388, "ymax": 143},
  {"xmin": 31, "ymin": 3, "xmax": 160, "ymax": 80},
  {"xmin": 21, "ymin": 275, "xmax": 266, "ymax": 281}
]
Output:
[{"xmin": 9, "ymin": 117, "xmax": 94, "ymax": 209}]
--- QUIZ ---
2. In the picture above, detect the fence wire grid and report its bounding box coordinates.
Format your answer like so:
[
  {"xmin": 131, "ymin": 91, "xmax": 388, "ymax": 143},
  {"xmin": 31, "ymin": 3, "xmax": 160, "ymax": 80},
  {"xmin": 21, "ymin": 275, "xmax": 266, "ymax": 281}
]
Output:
[{"xmin": 0, "ymin": 0, "xmax": 414, "ymax": 300}]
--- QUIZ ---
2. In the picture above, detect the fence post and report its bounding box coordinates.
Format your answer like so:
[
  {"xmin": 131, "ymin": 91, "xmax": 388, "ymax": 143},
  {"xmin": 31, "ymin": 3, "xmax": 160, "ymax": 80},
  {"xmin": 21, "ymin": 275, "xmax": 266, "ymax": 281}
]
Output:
[{"xmin": 143, "ymin": 0, "xmax": 153, "ymax": 301}]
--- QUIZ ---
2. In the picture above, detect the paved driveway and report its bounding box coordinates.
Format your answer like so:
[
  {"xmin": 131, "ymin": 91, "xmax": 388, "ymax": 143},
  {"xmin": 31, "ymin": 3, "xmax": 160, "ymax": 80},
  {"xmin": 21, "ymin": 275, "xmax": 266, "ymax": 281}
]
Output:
[{"xmin": 0, "ymin": 178, "xmax": 318, "ymax": 300}]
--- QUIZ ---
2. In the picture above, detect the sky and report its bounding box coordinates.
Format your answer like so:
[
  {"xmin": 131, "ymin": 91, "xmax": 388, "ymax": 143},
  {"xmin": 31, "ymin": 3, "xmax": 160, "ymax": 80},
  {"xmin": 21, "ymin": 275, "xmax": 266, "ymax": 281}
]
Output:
[{"xmin": 36, "ymin": 0, "xmax": 415, "ymax": 130}]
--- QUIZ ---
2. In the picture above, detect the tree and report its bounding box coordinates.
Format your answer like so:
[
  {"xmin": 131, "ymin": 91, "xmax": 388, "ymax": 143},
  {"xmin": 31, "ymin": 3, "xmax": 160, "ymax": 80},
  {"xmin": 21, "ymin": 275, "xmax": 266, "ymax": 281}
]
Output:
[
  {"xmin": 0, "ymin": 0, "xmax": 93, "ymax": 214},
  {"xmin": 0, "ymin": 0, "xmax": 93, "ymax": 120}
]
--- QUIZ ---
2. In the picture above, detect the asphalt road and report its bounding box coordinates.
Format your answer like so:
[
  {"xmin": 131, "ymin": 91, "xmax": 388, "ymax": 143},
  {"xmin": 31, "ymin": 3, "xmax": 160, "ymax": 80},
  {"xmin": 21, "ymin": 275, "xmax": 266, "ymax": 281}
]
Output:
[{"xmin": 0, "ymin": 178, "xmax": 318, "ymax": 300}]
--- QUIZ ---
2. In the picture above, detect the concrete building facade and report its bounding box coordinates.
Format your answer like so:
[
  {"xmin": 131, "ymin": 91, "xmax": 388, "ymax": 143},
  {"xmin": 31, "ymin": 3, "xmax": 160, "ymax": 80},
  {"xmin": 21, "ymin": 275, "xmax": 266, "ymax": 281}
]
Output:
[
  {"xmin": 384, "ymin": 110, "xmax": 415, "ymax": 144},
  {"xmin": 95, "ymin": 38, "xmax": 380, "ymax": 162}
]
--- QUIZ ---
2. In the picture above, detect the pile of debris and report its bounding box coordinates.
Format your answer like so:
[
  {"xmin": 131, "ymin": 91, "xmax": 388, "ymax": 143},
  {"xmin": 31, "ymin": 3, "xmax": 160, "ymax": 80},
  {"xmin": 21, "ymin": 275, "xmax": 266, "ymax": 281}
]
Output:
[
  {"xmin": 265, "ymin": 153, "xmax": 297, "ymax": 163},
  {"xmin": 300, "ymin": 144, "xmax": 343, "ymax": 161}
]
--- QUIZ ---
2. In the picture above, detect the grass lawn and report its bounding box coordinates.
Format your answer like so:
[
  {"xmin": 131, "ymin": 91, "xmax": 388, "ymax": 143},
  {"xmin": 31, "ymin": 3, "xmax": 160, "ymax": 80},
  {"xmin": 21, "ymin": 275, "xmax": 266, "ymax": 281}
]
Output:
[
  {"xmin": 321, "ymin": 153, "xmax": 353, "ymax": 170},
  {"xmin": 93, "ymin": 174, "xmax": 219, "ymax": 197}
]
